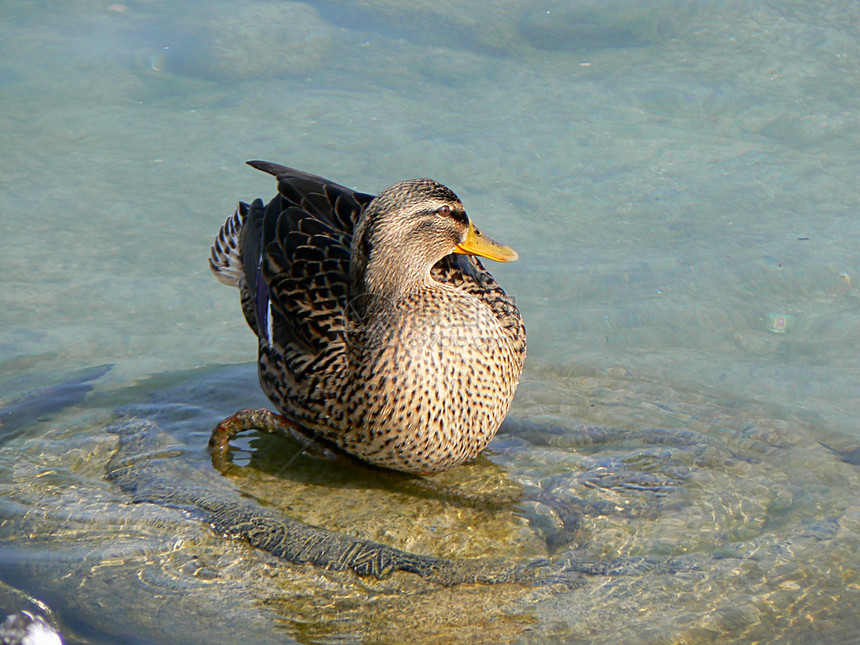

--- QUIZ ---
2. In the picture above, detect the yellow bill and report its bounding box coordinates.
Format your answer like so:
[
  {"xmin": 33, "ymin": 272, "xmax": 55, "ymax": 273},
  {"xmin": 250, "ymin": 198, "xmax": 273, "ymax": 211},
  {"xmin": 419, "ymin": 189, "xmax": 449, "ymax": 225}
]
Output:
[{"xmin": 454, "ymin": 220, "xmax": 519, "ymax": 262}]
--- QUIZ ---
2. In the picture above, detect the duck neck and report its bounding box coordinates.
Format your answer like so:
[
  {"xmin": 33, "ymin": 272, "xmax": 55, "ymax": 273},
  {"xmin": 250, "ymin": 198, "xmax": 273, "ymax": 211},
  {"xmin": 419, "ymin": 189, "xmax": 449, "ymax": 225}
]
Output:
[{"xmin": 356, "ymin": 252, "xmax": 430, "ymax": 304}]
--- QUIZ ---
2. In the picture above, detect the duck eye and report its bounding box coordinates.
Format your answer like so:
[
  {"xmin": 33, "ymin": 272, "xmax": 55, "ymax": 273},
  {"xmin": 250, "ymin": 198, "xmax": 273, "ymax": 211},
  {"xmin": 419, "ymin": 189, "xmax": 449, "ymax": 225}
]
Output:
[{"xmin": 436, "ymin": 205, "xmax": 451, "ymax": 217}]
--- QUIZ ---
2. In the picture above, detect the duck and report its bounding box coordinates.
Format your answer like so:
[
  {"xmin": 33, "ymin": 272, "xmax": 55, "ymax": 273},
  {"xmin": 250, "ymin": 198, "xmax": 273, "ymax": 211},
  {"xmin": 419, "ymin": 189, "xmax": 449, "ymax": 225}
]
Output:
[{"xmin": 208, "ymin": 161, "xmax": 526, "ymax": 474}]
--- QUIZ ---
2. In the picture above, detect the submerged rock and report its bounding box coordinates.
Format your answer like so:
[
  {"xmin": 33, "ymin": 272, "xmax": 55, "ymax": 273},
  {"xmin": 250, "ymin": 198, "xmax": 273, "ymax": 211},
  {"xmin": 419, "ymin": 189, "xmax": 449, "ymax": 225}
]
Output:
[{"xmin": 0, "ymin": 363, "xmax": 857, "ymax": 643}]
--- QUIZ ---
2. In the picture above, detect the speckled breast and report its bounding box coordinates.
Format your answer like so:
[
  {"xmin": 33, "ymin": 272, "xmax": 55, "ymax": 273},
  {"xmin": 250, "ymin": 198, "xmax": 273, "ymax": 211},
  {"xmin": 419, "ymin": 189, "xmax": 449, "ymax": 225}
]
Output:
[{"xmin": 331, "ymin": 288, "xmax": 522, "ymax": 474}]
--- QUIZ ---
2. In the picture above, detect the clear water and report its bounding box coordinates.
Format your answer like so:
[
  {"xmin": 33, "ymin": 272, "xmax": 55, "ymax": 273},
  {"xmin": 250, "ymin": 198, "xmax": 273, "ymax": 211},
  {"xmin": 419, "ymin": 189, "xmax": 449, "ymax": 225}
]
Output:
[{"xmin": 1, "ymin": 1, "xmax": 859, "ymax": 643}]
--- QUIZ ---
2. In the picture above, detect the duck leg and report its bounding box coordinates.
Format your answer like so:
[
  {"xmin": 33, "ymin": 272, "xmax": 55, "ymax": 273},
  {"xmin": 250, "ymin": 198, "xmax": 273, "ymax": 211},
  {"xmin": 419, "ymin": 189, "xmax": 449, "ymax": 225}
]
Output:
[
  {"xmin": 209, "ymin": 408, "xmax": 340, "ymax": 472},
  {"xmin": 209, "ymin": 409, "xmax": 524, "ymax": 509}
]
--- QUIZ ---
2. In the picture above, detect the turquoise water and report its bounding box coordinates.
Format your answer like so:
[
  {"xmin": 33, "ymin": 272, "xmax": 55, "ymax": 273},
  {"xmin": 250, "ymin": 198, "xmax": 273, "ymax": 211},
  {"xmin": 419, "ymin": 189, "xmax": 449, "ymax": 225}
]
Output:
[{"xmin": 1, "ymin": 1, "xmax": 859, "ymax": 643}]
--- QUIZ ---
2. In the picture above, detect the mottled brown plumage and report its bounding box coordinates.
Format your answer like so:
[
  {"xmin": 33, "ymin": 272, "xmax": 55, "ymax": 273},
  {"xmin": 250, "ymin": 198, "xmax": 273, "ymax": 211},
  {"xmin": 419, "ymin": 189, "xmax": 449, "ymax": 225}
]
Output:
[{"xmin": 210, "ymin": 161, "xmax": 525, "ymax": 473}]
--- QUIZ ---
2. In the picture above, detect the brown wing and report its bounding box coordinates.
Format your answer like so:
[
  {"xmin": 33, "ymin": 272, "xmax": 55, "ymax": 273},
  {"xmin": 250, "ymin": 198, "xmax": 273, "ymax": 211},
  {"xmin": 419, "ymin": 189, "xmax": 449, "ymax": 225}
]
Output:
[{"xmin": 240, "ymin": 162, "xmax": 374, "ymax": 378}]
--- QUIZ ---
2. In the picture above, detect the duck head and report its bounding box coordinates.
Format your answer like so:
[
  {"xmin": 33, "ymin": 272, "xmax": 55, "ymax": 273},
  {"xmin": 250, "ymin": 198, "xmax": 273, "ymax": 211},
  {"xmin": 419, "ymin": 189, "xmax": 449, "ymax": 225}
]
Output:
[{"xmin": 351, "ymin": 179, "xmax": 518, "ymax": 299}]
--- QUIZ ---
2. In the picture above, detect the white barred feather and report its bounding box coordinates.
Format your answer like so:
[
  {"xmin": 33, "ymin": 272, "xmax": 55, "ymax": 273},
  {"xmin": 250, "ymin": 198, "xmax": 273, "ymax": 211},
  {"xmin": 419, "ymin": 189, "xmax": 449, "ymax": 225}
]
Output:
[{"xmin": 209, "ymin": 203, "xmax": 246, "ymax": 287}]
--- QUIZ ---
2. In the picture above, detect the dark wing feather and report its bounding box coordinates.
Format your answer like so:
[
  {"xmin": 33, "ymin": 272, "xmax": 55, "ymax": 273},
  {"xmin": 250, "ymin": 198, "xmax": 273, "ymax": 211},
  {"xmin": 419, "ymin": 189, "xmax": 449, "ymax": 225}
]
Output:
[
  {"xmin": 247, "ymin": 160, "xmax": 374, "ymax": 231},
  {"xmin": 235, "ymin": 198, "xmax": 266, "ymax": 337},
  {"xmin": 241, "ymin": 162, "xmax": 374, "ymax": 378}
]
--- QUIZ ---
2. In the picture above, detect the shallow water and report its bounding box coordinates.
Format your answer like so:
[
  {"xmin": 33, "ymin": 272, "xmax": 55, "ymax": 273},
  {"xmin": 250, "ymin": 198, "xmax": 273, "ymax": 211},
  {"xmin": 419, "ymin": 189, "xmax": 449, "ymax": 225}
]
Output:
[{"xmin": 1, "ymin": 1, "xmax": 859, "ymax": 643}]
